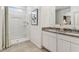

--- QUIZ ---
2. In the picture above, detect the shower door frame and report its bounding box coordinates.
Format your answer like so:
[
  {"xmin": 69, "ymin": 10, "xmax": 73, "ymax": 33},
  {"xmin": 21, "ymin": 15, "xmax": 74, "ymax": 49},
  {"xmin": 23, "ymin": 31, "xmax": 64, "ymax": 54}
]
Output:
[{"xmin": 1, "ymin": 6, "xmax": 10, "ymax": 50}]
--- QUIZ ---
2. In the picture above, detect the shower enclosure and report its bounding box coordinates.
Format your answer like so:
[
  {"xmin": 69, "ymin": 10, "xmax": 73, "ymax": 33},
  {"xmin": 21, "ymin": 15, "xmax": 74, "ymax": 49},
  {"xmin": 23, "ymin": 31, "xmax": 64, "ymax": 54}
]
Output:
[
  {"xmin": 0, "ymin": 6, "xmax": 30, "ymax": 50},
  {"xmin": 2, "ymin": 6, "xmax": 29, "ymax": 49},
  {"xmin": 7, "ymin": 6, "xmax": 28, "ymax": 45}
]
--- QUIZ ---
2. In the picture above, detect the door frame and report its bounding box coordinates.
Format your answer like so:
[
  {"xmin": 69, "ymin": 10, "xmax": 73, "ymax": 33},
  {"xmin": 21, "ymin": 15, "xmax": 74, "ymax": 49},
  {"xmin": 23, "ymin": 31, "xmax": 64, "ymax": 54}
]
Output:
[{"xmin": 5, "ymin": 7, "xmax": 10, "ymax": 48}]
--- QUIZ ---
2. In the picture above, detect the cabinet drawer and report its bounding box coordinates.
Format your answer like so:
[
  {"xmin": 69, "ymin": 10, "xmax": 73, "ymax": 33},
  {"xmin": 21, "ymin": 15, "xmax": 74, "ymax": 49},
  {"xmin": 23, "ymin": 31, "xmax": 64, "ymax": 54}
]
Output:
[
  {"xmin": 70, "ymin": 37, "xmax": 79, "ymax": 44},
  {"xmin": 43, "ymin": 31, "xmax": 56, "ymax": 38},
  {"xmin": 57, "ymin": 34, "xmax": 71, "ymax": 42},
  {"xmin": 58, "ymin": 34, "xmax": 79, "ymax": 45}
]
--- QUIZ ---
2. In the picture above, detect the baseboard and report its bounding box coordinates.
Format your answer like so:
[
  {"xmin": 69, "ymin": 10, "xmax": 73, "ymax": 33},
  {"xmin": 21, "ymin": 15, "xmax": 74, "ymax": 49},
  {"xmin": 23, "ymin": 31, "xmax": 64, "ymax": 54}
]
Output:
[
  {"xmin": 10, "ymin": 38, "xmax": 29, "ymax": 46},
  {"xmin": 30, "ymin": 39, "xmax": 42, "ymax": 48}
]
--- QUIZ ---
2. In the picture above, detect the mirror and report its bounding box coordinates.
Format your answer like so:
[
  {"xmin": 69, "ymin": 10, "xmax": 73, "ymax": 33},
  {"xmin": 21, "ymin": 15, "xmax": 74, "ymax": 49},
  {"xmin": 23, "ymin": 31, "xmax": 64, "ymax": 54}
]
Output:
[{"xmin": 55, "ymin": 6, "xmax": 71, "ymax": 25}]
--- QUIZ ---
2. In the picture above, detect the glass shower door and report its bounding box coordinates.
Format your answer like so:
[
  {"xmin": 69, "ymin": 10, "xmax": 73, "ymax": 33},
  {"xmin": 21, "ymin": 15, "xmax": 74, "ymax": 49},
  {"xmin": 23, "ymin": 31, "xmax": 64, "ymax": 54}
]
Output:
[{"xmin": 7, "ymin": 6, "xmax": 27, "ymax": 45}]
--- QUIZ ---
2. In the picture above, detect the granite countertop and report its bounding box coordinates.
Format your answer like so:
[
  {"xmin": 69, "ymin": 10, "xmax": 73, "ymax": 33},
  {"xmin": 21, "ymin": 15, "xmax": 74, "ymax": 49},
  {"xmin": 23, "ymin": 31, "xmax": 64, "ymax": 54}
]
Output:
[{"xmin": 42, "ymin": 27, "xmax": 79, "ymax": 38}]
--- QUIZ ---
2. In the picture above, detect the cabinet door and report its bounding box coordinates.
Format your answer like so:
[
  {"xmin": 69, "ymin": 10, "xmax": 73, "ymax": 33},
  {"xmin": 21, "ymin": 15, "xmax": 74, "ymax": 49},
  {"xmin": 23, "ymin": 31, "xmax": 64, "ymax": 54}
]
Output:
[
  {"xmin": 49, "ymin": 37, "xmax": 56, "ymax": 52},
  {"xmin": 57, "ymin": 39, "xmax": 63, "ymax": 52},
  {"xmin": 71, "ymin": 43, "xmax": 79, "ymax": 52},
  {"xmin": 42, "ymin": 32, "xmax": 49, "ymax": 49},
  {"xmin": 58, "ymin": 39, "xmax": 70, "ymax": 52},
  {"xmin": 42, "ymin": 31, "xmax": 56, "ymax": 51},
  {"xmin": 63, "ymin": 40, "xmax": 70, "ymax": 52}
]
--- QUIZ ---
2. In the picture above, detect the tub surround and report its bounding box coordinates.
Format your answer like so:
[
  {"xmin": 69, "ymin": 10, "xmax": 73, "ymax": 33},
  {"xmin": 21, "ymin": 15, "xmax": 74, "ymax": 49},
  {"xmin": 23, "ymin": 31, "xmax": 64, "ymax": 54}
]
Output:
[{"xmin": 42, "ymin": 27, "xmax": 79, "ymax": 38}]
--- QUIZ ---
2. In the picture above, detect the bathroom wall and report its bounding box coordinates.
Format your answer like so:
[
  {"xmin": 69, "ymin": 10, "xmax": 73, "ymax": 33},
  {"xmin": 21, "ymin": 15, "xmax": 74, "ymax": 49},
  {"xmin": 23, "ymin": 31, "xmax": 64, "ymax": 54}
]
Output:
[
  {"xmin": 27, "ymin": 6, "xmax": 42, "ymax": 48},
  {"xmin": 27, "ymin": 6, "xmax": 55, "ymax": 48},
  {"xmin": 41, "ymin": 6, "xmax": 55, "ymax": 27}
]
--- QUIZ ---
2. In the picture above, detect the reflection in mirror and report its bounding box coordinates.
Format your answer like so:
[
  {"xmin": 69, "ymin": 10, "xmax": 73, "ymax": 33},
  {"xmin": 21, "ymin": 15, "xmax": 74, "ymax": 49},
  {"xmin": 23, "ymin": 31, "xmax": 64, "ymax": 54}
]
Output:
[
  {"xmin": 63, "ymin": 16, "xmax": 71, "ymax": 25},
  {"xmin": 55, "ymin": 6, "xmax": 71, "ymax": 25}
]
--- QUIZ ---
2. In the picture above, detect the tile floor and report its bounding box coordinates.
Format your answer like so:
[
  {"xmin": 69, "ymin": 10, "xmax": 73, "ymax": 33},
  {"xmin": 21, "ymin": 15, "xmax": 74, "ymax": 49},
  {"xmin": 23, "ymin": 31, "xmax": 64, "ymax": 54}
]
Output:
[{"xmin": 2, "ymin": 41, "xmax": 47, "ymax": 52}]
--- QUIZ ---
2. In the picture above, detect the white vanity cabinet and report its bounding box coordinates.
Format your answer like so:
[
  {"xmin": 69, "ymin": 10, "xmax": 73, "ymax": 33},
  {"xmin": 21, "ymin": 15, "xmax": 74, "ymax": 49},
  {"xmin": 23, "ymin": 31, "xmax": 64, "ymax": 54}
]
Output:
[
  {"xmin": 42, "ymin": 31, "xmax": 56, "ymax": 52},
  {"xmin": 42, "ymin": 30, "xmax": 79, "ymax": 52}
]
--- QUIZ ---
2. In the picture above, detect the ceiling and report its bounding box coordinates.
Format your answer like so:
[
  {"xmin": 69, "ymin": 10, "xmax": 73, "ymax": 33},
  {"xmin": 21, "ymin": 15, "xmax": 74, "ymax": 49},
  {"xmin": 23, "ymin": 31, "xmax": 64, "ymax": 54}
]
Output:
[{"xmin": 56, "ymin": 6, "xmax": 70, "ymax": 10}]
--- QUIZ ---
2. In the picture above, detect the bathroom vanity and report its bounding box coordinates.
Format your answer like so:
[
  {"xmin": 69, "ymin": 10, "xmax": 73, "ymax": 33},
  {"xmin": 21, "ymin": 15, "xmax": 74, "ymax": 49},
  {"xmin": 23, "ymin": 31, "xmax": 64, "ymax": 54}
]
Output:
[
  {"xmin": 42, "ymin": 27, "xmax": 79, "ymax": 52},
  {"xmin": 41, "ymin": 6, "xmax": 79, "ymax": 52}
]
